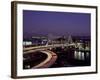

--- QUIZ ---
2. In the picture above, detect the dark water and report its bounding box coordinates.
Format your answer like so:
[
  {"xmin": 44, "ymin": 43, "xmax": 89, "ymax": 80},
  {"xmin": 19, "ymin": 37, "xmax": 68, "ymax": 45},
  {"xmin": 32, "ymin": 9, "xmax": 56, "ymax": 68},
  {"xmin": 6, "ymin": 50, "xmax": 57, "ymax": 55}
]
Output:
[{"xmin": 50, "ymin": 47, "xmax": 91, "ymax": 68}]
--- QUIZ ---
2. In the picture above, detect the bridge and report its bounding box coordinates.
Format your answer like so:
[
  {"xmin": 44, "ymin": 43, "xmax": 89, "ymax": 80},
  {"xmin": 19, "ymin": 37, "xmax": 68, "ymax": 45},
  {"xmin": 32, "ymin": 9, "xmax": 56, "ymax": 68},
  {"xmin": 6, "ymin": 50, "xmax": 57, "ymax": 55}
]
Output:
[
  {"xmin": 23, "ymin": 43, "xmax": 74, "ymax": 68},
  {"xmin": 23, "ymin": 43, "xmax": 76, "ymax": 52},
  {"xmin": 23, "ymin": 43, "xmax": 90, "ymax": 69}
]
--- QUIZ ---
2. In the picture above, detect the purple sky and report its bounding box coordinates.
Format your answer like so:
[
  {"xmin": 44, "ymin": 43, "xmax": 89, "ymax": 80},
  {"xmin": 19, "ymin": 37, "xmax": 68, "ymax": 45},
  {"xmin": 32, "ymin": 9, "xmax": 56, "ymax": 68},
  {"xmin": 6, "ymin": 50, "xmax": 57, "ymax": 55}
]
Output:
[{"xmin": 23, "ymin": 10, "xmax": 90, "ymax": 38}]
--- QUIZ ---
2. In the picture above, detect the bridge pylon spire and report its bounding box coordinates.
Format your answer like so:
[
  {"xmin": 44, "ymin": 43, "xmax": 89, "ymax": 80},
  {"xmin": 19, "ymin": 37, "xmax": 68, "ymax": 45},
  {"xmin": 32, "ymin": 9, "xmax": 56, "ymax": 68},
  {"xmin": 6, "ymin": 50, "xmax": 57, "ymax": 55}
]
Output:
[{"xmin": 67, "ymin": 35, "xmax": 73, "ymax": 44}]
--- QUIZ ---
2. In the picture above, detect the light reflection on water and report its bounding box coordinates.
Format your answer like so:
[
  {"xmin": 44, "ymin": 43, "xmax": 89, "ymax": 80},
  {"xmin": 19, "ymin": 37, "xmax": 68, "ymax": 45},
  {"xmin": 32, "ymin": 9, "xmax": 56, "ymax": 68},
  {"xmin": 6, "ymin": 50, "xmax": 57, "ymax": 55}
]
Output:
[{"xmin": 74, "ymin": 50, "xmax": 90, "ymax": 60}]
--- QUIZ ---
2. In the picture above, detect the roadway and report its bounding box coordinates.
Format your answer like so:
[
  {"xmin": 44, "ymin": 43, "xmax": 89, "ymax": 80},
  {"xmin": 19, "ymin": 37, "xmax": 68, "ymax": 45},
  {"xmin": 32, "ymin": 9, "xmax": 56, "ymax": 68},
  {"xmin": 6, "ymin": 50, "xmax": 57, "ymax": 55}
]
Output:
[
  {"xmin": 23, "ymin": 43, "xmax": 90, "ymax": 68},
  {"xmin": 24, "ymin": 50, "xmax": 57, "ymax": 68},
  {"xmin": 23, "ymin": 43, "xmax": 75, "ymax": 52}
]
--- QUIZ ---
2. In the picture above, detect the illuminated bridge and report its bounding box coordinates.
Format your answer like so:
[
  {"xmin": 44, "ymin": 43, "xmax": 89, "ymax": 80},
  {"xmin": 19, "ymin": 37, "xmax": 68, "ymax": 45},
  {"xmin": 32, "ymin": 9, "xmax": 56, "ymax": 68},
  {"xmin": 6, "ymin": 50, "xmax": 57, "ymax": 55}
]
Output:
[
  {"xmin": 23, "ymin": 43, "xmax": 90, "ymax": 69},
  {"xmin": 23, "ymin": 43, "xmax": 76, "ymax": 52}
]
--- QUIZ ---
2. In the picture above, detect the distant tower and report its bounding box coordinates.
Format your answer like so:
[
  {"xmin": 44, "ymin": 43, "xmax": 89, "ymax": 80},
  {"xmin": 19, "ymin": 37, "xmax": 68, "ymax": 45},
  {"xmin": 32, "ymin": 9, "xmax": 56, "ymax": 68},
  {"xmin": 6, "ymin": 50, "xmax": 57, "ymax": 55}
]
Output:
[
  {"xmin": 47, "ymin": 33, "xmax": 54, "ymax": 45},
  {"xmin": 67, "ymin": 35, "xmax": 73, "ymax": 44}
]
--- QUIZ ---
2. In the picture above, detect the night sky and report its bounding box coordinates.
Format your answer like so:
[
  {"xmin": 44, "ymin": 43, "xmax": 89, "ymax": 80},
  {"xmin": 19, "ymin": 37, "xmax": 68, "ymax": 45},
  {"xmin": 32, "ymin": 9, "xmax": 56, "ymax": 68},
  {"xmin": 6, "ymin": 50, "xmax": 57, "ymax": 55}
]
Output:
[{"xmin": 23, "ymin": 10, "xmax": 90, "ymax": 38}]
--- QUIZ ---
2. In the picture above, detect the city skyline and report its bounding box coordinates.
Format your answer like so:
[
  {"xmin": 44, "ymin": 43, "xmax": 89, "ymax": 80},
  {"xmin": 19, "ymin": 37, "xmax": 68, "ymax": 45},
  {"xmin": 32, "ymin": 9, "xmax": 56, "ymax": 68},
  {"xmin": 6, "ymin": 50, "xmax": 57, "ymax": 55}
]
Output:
[{"xmin": 23, "ymin": 10, "xmax": 91, "ymax": 38}]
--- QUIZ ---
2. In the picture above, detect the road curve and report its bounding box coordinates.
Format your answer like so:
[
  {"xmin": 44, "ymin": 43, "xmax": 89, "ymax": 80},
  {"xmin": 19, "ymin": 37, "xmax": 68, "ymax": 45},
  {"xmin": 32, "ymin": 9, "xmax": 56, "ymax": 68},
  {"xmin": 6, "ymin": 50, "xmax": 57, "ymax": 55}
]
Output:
[
  {"xmin": 33, "ymin": 50, "xmax": 57, "ymax": 68},
  {"xmin": 24, "ymin": 50, "xmax": 57, "ymax": 68}
]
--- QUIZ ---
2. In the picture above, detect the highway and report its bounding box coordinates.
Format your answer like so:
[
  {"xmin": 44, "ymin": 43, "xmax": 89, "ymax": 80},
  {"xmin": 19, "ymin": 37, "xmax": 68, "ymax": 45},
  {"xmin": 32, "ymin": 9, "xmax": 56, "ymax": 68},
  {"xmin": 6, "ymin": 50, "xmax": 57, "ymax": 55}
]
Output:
[
  {"xmin": 23, "ymin": 43, "xmax": 90, "ymax": 68},
  {"xmin": 24, "ymin": 50, "xmax": 57, "ymax": 68}
]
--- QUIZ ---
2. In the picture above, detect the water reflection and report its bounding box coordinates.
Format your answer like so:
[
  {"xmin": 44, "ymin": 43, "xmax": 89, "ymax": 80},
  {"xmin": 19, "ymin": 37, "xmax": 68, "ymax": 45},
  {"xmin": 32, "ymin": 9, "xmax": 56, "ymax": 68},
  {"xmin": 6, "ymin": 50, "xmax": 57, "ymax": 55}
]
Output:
[
  {"xmin": 74, "ymin": 51, "xmax": 89, "ymax": 60},
  {"xmin": 50, "ymin": 47, "xmax": 91, "ymax": 67}
]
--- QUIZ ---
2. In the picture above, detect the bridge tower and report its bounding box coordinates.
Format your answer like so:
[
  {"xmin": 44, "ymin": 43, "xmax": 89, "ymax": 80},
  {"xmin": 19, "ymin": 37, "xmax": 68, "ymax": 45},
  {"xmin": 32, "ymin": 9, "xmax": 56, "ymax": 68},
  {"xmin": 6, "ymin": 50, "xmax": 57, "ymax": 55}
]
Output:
[{"xmin": 67, "ymin": 35, "xmax": 73, "ymax": 44}]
